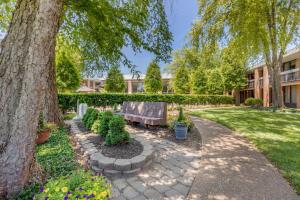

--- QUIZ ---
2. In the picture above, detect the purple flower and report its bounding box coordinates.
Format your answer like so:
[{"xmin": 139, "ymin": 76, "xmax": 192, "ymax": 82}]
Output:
[
  {"xmin": 44, "ymin": 197, "xmax": 48, "ymax": 200},
  {"xmin": 39, "ymin": 187, "xmax": 44, "ymax": 193},
  {"xmin": 67, "ymin": 191, "xmax": 72, "ymax": 195},
  {"xmin": 76, "ymin": 195, "xmax": 80, "ymax": 199},
  {"xmin": 64, "ymin": 195, "xmax": 69, "ymax": 200},
  {"xmin": 79, "ymin": 187, "xmax": 83, "ymax": 191},
  {"xmin": 83, "ymin": 194, "xmax": 87, "ymax": 198}
]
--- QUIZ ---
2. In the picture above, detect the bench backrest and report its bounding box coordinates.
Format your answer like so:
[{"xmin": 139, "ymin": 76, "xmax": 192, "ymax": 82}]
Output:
[{"xmin": 122, "ymin": 101, "xmax": 167, "ymax": 118}]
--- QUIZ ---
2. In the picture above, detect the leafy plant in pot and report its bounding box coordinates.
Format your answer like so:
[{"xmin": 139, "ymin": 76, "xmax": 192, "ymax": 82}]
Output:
[
  {"xmin": 36, "ymin": 113, "xmax": 57, "ymax": 144},
  {"xmin": 174, "ymin": 107, "xmax": 188, "ymax": 140}
]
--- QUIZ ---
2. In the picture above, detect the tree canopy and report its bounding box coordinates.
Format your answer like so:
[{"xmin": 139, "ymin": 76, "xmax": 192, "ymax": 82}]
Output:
[
  {"xmin": 56, "ymin": 53, "xmax": 81, "ymax": 92},
  {"xmin": 144, "ymin": 61, "xmax": 163, "ymax": 93},
  {"xmin": 61, "ymin": 0, "xmax": 173, "ymax": 76},
  {"xmin": 104, "ymin": 66, "xmax": 126, "ymax": 93},
  {"xmin": 190, "ymin": 0, "xmax": 300, "ymax": 107}
]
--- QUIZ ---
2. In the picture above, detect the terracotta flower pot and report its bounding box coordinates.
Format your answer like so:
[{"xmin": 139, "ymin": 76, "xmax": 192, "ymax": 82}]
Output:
[{"xmin": 36, "ymin": 129, "xmax": 51, "ymax": 144}]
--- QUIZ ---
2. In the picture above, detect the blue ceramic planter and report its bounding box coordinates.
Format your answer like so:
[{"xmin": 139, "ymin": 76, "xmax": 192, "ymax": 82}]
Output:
[{"xmin": 175, "ymin": 123, "xmax": 188, "ymax": 140}]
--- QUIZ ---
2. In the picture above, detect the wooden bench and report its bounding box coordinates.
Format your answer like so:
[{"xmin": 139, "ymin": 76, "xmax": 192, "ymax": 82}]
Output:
[{"xmin": 122, "ymin": 101, "xmax": 167, "ymax": 126}]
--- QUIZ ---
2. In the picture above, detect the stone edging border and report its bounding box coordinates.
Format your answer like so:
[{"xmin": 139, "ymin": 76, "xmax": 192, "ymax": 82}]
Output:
[{"xmin": 69, "ymin": 120, "xmax": 155, "ymax": 177}]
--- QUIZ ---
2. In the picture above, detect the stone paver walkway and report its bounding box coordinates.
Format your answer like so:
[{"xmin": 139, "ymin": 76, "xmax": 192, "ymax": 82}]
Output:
[
  {"xmin": 109, "ymin": 126, "xmax": 201, "ymax": 200},
  {"xmin": 187, "ymin": 116, "xmax": 300, "ymax": 200}
]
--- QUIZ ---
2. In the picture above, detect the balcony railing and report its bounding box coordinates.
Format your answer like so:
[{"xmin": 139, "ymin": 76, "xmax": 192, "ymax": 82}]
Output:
[{"xmin": 281, "ymin": 69, "xmax": 300, "ymax": 83}]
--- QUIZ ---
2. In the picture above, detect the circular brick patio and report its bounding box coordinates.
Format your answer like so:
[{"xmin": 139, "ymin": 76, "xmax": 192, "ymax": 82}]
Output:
[{"xmin": 69, "ymin": 120, "xmax": 201, "ymax": 200}]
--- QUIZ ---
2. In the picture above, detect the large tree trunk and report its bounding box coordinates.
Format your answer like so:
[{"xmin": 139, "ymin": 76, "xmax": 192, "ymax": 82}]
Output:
[
  {"xmin": 44, "ymin": 60, "xmax": 62, "ymax": 124},
  {"xmin": 0, "ymin": 0, "xmax": 63, "ymax": 197},
  {"xmin": 270, "ymin": 65, "xmax": 283, "ymax": 108}
]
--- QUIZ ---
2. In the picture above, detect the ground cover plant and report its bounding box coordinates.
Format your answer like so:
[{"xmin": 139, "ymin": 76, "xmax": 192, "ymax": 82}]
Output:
[
  {"xmin": 190, "ymin": 108, "xmax": 300, "ymax": 194},
  {"xmin": 11, "ymin": 127, "xmax": 110, "ymax": 200},
  {"xmin": 35, "ymin": 170, "xmax": 110, "ymax": 200}
]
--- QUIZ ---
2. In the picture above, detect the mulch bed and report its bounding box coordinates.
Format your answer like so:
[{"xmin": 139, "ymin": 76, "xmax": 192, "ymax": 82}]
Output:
[
  {"xmin": 129, "ymin": 124, "xmax": 202, "ymax": 151},
  {"xmin": 75, "ymin": 121, "xmax": 144, "ymax": 159}
]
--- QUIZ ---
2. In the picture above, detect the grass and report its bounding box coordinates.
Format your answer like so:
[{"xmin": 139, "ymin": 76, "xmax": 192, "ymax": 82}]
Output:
[
  {"xmin": 190, "ymin": 108, "xmax": 300, "ymax": 194},
  {"xmin": 63, "ymin": 112, "xmax": 76, "ymax": 120}
]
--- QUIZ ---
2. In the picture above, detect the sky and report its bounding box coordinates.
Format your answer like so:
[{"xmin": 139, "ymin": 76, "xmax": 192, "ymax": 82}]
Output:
[{"xmin": 120, "ymin": 0, "xmax": 198, "ymax": 74}]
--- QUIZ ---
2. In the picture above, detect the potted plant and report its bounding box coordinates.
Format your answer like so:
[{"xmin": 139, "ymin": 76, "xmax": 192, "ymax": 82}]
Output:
[
  {"xmin": 174, "ymin": 107, "xmax": 188, "ymax": 140},
  {"xmin": 36, "ymin": 113, "xmax": 56, "ymax": 144}
]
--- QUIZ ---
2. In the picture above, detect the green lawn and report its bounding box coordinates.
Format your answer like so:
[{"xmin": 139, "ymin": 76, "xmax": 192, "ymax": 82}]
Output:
[{"xmin": 190, "ymin": 108, "xmax": 300, "ymax": 194}]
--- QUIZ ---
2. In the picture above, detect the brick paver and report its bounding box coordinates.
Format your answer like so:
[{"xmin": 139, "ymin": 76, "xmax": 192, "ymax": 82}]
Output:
[{"xmin": 109, "ymin": 126, "xmax": 201, "ymax": 200}]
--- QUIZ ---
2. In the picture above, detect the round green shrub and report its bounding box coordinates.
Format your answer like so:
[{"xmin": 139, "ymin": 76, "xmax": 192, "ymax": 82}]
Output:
[
  {"xmin": 245, "ymin": 98, "xmax": 263, "ymax": 107},
  {"xmin": 82, "ymin": 108, "xmax": 94, "ymax": 127},
  {"xmin": 86, "ymin": 109, "xmax": 99, "ymax": 130},
  {"xmin": 105, "ymin": 115, "xmax": 129, "ymax": 146},
  {"xmin": 98, "ymin": 111, "xmax": 113, "ymax": 137}
]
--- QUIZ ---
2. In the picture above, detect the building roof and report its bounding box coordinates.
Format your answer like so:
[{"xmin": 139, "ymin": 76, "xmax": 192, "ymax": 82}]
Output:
[
  {"xmin": 84, "ymin": 73, "xmax": 172, "ymax": 81},
  {"xmin": 76, "ymin": 86, "xmax": 96, "ymax": 92},
  {"xmin": 251, "ymin": 48, "xmax": 300, "ymax": 70}
]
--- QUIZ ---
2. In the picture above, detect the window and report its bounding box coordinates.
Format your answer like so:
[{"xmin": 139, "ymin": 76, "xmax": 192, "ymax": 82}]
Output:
[{"xmin": 282, "ymin": 60, "xmax": 296, "ymax": 71}]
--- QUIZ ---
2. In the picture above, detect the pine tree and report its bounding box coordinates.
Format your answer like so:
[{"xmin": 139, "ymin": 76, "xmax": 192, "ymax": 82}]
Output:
[
  {"xmin": 173, "ymin": 66, "xmax": 190, "ymax": 94},
  {"xmin": 191, "ymin": 66, "xmax": 207, "ymax": 94},
  {"xmin": 144, "ymin": 61, "xmax": 163, "ymax": 93},
  {"xmin": 104, "ymin": 66, "xmax": 126, "ymax": 93}
]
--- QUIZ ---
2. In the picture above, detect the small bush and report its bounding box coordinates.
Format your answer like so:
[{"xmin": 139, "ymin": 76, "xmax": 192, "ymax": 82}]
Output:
[
  {"xmin": 98, "ymin": 111, "xmax": 113, "ymax": 137},
  {"xmin": 82, "ymin": 108, "xmax": 100, "ymax": 130},
  {"xmin": 105, "ymin": 115, "xmax": 129, "ymax": 145},
  {"xmin": 86, "ymin": 109, "xmax": 99, "ymax": 130},
  {"xmin": 245, "ymin": 98, "xmax": 263, "ymax": 107},
  {"xmin": 82, "ymin": 108, "xmax": 94, "ymax": 126},
  {"xmin": 177, "ymin": 107, "xmax": 185, "ymax": 121},
  {"xmin": 91, "ymin": 113, "xmax": 104, "ymax": 133},
  {"xmin": 169, "ymin": 107, "xmax": 194, "ymax": 132},
  {"xmin": 35, "ymin": 170, "xmax": 111, "ymax": 200}
]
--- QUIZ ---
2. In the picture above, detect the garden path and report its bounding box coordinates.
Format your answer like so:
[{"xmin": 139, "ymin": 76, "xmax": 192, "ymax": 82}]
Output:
[
  {"xmin": 187, "ymin": 116, "xmax": 300, "ymax": 200},
  {"xmin": 108, "ymin": 126, "xmax": 201, "ymax": 200}
]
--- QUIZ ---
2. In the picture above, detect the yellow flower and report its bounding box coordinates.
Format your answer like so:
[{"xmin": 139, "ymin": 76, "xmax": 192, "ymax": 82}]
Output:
[
  {"xmin": 62, "ymin": 187, "xmax": 68, "ymax": 193},
  {"xmin": 44, "ymin": 188, "xmax": 49, "ymax": 193},
  {"xmin": 99, "ymin": 191, "xmax": 107, "ymax": 197}
]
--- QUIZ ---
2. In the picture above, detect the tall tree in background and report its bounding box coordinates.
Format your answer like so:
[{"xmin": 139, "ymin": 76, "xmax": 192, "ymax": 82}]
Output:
[
  {"xmin": 191, "ymin": 0, "xmax": 300, "ymax": 107},
  {"xmin": 173, "ymin": 66, "xmax": 190, "ymax": 94},
  {"xmin": 191, "ymin": 66, "xmax": 207, "ymax": 94},
  {"xmin": 104, "ymin": 66, "xmax": 126, "ymax": 93},
  {"xmin": 0, "ymin": 0, "xmax": 63, "ymax": 197},
  {"xmin": 56, "ymin": 53, "xmax": 81, "ymax": 92},
  {"xmin": 206, "ymin": 68, "xmax": 224, "ymax": 95},
  {"xmin": 220, "ymin": 44, "xmax": 247, "ymax": 104},
  {"xmin": 0, "ymin": 0, "xmax": 172, "ymax": 197},
  {"xmin": 144, "ymin": 61, "xmax": 163, "ymax": 93}
]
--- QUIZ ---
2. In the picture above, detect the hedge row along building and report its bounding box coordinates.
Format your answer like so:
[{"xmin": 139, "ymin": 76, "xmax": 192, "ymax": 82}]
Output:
[{"xmin": 240, "ymin": 48, "xmax": 300, "ymax": 108}]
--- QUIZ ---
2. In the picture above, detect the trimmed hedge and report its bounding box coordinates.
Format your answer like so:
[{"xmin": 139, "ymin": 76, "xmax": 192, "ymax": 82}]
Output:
[{"xmin": 59, "ymin": 93, "xmax": 234, "ymax": 111}]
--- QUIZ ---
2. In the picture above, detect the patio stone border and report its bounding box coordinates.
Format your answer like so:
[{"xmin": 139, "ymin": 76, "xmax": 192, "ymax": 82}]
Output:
[{"xmin": 70, "ymin": 120, "xmax": 155, "ymax": 177}]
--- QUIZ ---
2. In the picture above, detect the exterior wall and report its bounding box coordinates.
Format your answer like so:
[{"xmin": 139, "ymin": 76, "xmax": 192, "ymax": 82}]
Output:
[
  {"xmin": 254, "ymin": 69, "xmax": 260, "ymax": 98},
  {"xmin": 297, "ymin": 85, "xmax": 300, "ymax": 108},
  {"xmin": 240, "ymin": 54, "xmax": 300, "ymax": 108}
]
